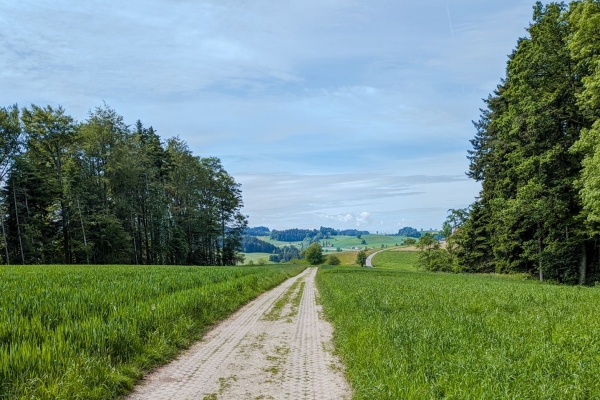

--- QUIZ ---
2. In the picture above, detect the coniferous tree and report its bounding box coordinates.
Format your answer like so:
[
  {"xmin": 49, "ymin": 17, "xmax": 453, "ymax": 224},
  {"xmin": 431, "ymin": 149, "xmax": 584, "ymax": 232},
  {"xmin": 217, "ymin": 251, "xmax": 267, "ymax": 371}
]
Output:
[
  {"xmin": 457, "ymin": 1, "xmax": 599, "ymax": 283},
  {"xmin": 0, "ymin": 103, "xmax": 247, "ymax": 266}
]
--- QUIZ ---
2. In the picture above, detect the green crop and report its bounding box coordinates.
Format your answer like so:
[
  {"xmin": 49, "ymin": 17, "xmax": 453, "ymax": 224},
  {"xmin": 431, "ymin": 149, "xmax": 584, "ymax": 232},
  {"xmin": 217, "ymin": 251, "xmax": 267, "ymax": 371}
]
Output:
[
  {"xmin": 317, "ymin": 268, "xmax": 600, "ymax": 399},
  {"xmin": 371, "ymin": 250, "xmax": 419, "ymax": 271},
  {"xmin": 0, "ymin": 264, "xmax": 304, "ymax": 399}
]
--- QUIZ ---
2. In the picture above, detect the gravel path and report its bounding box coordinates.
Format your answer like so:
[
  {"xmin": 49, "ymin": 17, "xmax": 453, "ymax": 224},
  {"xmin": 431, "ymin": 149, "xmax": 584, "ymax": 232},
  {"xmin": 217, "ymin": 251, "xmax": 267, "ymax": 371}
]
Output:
[{"xmin": 128, "ymin": 267, "xmax": 351, "ymax": 400}]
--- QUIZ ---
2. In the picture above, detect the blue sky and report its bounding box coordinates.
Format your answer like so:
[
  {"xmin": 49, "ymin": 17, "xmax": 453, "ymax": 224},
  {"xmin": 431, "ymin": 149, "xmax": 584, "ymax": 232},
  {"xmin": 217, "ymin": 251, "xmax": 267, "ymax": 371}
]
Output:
[{"xmin": 1, "ymin": 0, "xmax": 536, "ymax": 232}]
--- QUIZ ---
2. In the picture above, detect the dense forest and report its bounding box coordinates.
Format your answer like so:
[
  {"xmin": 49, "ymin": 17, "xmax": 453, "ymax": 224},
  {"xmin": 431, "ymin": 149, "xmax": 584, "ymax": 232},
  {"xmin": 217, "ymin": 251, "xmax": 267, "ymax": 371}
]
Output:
[
  {"xmin": 451, "ymin": 1, "xmax": 600, "ymax": 284},
  {"xmin": 242, "ymin": 236, "xmax": 278, "ymax": 253},
  {"xmin": 0, "ymin": 104, "xmax": 247, "ymax": 265}
]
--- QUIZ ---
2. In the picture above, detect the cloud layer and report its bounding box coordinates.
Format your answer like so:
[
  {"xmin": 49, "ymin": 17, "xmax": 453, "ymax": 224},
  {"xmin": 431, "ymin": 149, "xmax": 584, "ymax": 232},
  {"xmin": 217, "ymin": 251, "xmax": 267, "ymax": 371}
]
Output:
[
  {"xmin": 0, "ymin": 0, "xmax": 535, "ymax": 231},
  {"xmin": 236, "ymin": 160, "xmax": 480, "ymax": 231}
]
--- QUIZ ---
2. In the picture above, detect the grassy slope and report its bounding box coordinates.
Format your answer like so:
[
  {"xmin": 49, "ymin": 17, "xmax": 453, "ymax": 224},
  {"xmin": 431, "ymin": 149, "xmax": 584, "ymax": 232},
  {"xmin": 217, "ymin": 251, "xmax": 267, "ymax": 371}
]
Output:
[
  {"xmin": 317, "ymin": 265, "xmax": 600, "ymax": 398},
  {"xmin": 371, "ymin": 250, "xmax": 419, "ymax": 271},
  {"xmin": 256, "ymin": 236, "xmax": 304, "ymax": 249},
  {"xmin": 0, "ymin": 264, "xmax": 305, "ymax": 399},
  {"xmin": 324, "ymin": 235, "xmax": 403, "ymax": 249},
  {"xmin": 240, "ymin": 252, "xmax": 276, "ymax": 264}
]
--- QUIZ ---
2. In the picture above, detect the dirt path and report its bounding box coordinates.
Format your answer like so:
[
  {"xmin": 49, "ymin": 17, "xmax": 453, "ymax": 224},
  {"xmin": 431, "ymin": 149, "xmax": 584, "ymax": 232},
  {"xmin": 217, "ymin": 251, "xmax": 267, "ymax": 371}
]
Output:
[{"xmin": 128, "ymin": 267, "xmax": 351, "ymax": 400}]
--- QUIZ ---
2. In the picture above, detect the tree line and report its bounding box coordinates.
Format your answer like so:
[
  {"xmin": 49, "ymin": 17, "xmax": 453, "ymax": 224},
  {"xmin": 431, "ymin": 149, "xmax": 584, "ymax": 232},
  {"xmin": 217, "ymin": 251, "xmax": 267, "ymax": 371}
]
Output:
[
  {"xmin": 269, "ymin": 227, "xmax": 370, "ymax": 243},
  {"xmin": 432, "ymin": 1, "xmax": 600, "ymax": 284},
  {"xmin": 242, "ymin": 236, "xmax": 278, "ymax": 253},
  {"xmin": 0, "ymin": 103, "xmax": 247, "ymax": 265}
]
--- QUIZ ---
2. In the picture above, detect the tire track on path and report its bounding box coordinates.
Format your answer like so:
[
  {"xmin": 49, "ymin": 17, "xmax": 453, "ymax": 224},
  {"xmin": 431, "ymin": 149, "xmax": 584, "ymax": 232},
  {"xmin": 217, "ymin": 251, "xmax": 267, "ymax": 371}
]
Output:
[
  {"xmin": 281, "ymin": 268, "xmax": 347, "ymax": 399},
  {"xmin": 128, "ymin": 267, "xmax": 351, "ymax": 400}
]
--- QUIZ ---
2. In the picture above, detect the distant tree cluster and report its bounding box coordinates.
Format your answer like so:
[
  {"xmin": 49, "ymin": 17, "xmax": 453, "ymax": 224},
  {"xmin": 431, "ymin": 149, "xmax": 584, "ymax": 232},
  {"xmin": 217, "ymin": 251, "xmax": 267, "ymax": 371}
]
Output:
[
  {"xmin": 272, "ymin": 245, "xmax": 301, "ymax": 263},
  {"xmin": 396, "ymin": 227, "xmax": 421, "ymax": 238},
  {"xmin": 281, "ymin": 246, "xmax": 302, "ymax": 262},
  {"xmin": 0, "ymin": 104, "xmax": 246, "ymax": 265},
  {"xmin": 304, "ymin": 242, "xmax": 323, "ymax": 265},
  {"xmin": 270, "ymin": 228, "xmax": 315, "ymax": 242},
  {"xmin": 242, "ymin": 236, "xmax": 278, "ymax": 253},
  {"xmin": 338, "ymin": 229, "xmax": 370, "ymax": 237},
  {"xmin": 433, "ymin": 2, "xmax": 600, "ymax": 284},
  {"xmin": 243, "ymin": 226, "xmax": 270, "ymax": 236}
]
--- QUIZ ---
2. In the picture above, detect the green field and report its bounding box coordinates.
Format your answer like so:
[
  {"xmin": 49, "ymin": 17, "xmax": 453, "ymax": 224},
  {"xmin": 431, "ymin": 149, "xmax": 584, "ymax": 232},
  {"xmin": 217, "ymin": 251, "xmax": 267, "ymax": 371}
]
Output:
[
  {"xmin": 371, "ymin": 250, "xmax": 419, "ymax": 271},
  {"xmin": 240, "ymin": 252, "xmax": 276, "ymax": 264},
  {"xmin": 327, "ymin": 234, "xmax": 403, "ymax": 249},
  {"xmin": 256, "ymin": 236, "xmax": 304, "ymax": 249},
  {"xmin": 0, "ymin": 264, "xmax": 305, "ymax": 399},
  {"xmin": 323, "ymin": 249, "xmax": 378, "ymax": 266},
  {"xmin": 317, "ymin": 266, "xmax": 600, "ymax": 399}
]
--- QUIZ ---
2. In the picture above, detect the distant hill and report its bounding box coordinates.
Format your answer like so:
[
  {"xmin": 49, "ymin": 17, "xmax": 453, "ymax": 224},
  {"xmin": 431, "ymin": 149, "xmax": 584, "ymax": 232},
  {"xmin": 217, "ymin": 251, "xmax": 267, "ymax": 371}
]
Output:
[
  {"xmin": 244, "ymin": 226, "xmax": 271, "ymax": 236},
  {"xmin": 242, "ymin": 236, "xmax": 278, "ymax": 253}
]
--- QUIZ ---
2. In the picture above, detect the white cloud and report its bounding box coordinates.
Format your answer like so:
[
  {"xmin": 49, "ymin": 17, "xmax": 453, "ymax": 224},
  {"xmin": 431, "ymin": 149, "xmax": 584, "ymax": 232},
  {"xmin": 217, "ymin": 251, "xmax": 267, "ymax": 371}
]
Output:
[
  {"xmin": 237, "ymin": 168, "xmax": 479, "ymax": 232},
  {"xmin": 314, "ymin": 211, "xmax": 372, "ymax": 227}
]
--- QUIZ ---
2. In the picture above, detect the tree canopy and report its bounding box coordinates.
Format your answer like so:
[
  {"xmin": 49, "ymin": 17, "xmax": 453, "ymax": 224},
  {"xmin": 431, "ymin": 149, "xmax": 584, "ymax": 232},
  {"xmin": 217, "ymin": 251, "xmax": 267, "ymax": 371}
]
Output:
[
  {"xmin": 0, "ymin": 104, "xmax": 247, "ymax": 265},
  {"xmin": 305, "ymin": 242, "xmax": 324, "ymax": 265},
  {"xmin": 455, "ymin": 1, "xmax": 600, "ymax": 284},
  {"xmin": 356, "ymin": 250, "xmax": 367, "ymax": 267}
]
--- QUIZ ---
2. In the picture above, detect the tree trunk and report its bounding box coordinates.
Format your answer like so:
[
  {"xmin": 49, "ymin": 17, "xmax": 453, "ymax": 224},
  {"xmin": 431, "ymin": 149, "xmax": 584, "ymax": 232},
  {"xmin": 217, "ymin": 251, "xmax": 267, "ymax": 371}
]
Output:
[
  {"xmin": 131, "ymin": 214, "xmax": 139, "ymax": 264},
  {"xmin": 1, "ymin": 209, "xmax": 9, "ymax": 265},
  {"xmin": 77, "ymin": 199, "xmax": 89, "ymax": 264},
  {"xmin": 144, "ymin": 215, "xmax": 150, "ymax": 264},
  {"xmin": 61, "ymin": 199, "xmax": 70, "ymax": 264},
  {"xmin": 24, "ymin": 194, "xmax": 35, "ymax": 250},
  {"xmin": 579, "ymin": 242, "xmax": 587, "ymax": 285},
  {"xmin": 13, "ymin": 185, "xmax": 25, "ymax": 265},
  {"xmin": 221, "ymin": 207, "xmax": 226, "ymax": 266},
  {"xmin": 538, "ymin": 237, "xmax": 543, "ymax": 282},
  {"xmin": 56, "ymin": 152, "xmax": 70, "ymax": 264}
]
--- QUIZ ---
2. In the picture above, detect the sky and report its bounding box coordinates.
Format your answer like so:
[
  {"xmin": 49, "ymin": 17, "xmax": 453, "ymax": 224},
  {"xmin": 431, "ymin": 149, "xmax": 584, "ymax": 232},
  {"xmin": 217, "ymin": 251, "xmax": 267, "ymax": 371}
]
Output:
[{"xmin": 0, "ymin": 0, "xmax": 537, "ymax": 233}]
